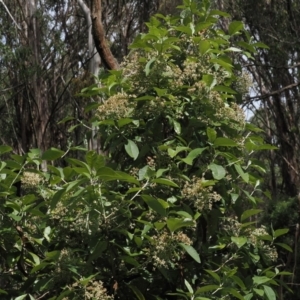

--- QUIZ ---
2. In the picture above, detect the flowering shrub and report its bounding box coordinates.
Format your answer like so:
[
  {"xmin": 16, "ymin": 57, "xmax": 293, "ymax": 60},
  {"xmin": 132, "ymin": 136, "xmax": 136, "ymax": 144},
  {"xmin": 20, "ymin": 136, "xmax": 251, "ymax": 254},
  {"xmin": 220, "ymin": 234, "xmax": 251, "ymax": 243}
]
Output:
[{"xmin": 0, "ymin": 1, "xmax": 291, "ymax": 300}]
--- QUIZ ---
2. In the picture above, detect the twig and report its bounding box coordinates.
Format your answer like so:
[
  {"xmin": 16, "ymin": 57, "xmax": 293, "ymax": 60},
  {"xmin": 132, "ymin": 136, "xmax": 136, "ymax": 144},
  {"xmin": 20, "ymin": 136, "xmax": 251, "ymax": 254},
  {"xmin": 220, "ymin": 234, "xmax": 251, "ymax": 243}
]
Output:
[
  {"xmin": 282, "ymin": 156, "xmax": 299, "ymax": 175},
  {"xmin": 244, "ymin": 62, "xmax": 300, "ymax": 70},
  {"xmin": 245, "ymin": 82, "xmax": 300, "ymax": 102},
  {"xmin": 0, "ymin": 0, "xmax": 21, "ymax": 30},
  {"xmin": 36, "ymin": 292, "xmax": 50, "ymax": 300},
  {"xmin": 130, "ymin": 179, "xmax": 149, "ymax": 201}
]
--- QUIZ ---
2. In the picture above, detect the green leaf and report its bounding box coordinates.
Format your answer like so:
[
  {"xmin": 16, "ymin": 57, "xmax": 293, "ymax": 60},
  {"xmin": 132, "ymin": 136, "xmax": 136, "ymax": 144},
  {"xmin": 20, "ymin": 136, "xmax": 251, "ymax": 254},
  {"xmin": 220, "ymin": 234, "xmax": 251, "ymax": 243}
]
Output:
[
  {"xmin": 242, "ymin": 190, "xmax": 257, "ymax": 204},
  {"xmin": 176, "ymin": 25, "xmax": 193, "ymax": 35},
  {"xmin": 42, "ymin": 148, "xmax": 64, "ymax": 160},
  {"xmin": 121, "ymin": 255, "xmax": 140, "ymax": 267},
  {"xmin": 135, "ymin": 95, "xmax": 155, "ymax": 101},
  {"xmin": 213, "ymin": 85, "xmax": 237, "ymax": 94},
  {"xmin": 205, "ymin": 269, "xmax": 220, "ymax": 283},
  {"xmin": 50, "ymin": 188, "xmax": 66, "ymax": 210},
  {"xmin": 58, "ymin": 116, "xmax": 75, "ymax": 124},
  {"xmin": 14, "ymin": 295, "xmax": 27, "ymax": 300},
  {"xmin": 258, "ymin": 233, "xmax": 272, "ymax": 242},
  {"xmin": 125, "ymin": 140, "xmax": 139, "ymax": 160},
  {"xmin": 199, "ymin": 40, "xmax": 210, "ymax": 54},
  {"xmin": 181, "ymin": 148, "xmax": 207, "ymax": 165},
  {"xmin": 0, "ymin": 289, "xmax": 7, "ymax": 295},
  {"xmin": 209, "ymin": 9, "xmax": 231, "ymax": 17},
  {"xmin": 152, "ymin": 178, "xmax": 179, "ymax": 188},
  {"xmin": 56, "ymin": 290, "xmax": 72, "ymax": 300},
  {"xmin": 154, "ymin": 87, "xmax": 167, "ymax": 97},
  {"xmin": 156, "ymin": 168, "xmax": 169, "ymax": 178},
  {"xmin": 73, "ymin": 167, "xmax": 91, "ymax": 178},
  {"xmin": 142, "ymin": 195, "xmax": 166, "ymax": 216},
  {"xmin": 278, "ymin": 271, "xmax": 293, "ymax": 276},
  {"xmin": 209, "ymin": 244, "xmax": 226, "ymax": 250},
  {"xmin": 173, "ymin": 120, "xmax": 181, "ymax": 134},
  {"xmin": 230, "ymin": 193, "xmax": 239, "ymax": 203},
  {"xmin": 144, "ymin": 57, "xmax": 156, "ymax": 76},
  {"xmin": 237, "ymin": 41, "xmax": 255, "ymax": 53},
  {"xmin": 180, "ymin": 243, "xmax": 201, "ymax": 263},
  {"xmin": 252, "ymin": 42, "xmax": 270, "ymax": 49},
  {"xmin": 213, "ymin": 138, "xmax": 237, "ymax": 147},
  {"xmin": 168, "ymin": 146, "xmax": 190, "ymax": 158},
  {"xmin": 138, "ymin": 166, "xmax": 149, "ymax": 180},
  {"xmin": 195, "ymin": 22, "xmax": 213, "ymax": 32},
  {"xmin": 65, "ymin": 179, "xmax": 86, "ymax": 192},
  {"xmin": 274, "ymin": 228, "xmax": 289, "ymax": 238},
  {"xmin": 45, "ymin": 251, "xmax": 60, "ymax": 261},
  {"xmin": 184, "ymin": 279, "xmax": 194, "ymax": 294},
  {"xmin": 202, "ymin": 74, "xmax": 217, "ymax": 89},
  {"xmin": 253, "ymin": 276, "xmax": 271, "ymax": 285},
  {"xmin": 208, "ymin": 163, "xmax": 226, "ymax": 180},
  {"xmin": 30, "ymin": 262, "xmax": 51, "ymax": 274},
  {"xmin": 228, "ymin": 21, "xmax": 244, "ymax": 35},
  {"xmin": 256, "ymin": 144, "xmax": 278, "ymax": 150},
  {"xmin": 97, "ymin": 167, "xmax": 139, "ymax": 185},
  {"xmin": 88, "ymin": 241, "xmax": 108, "ymax": 262},
  {"xmin": 167, "ymin": 218, "xmax": 194, "ymax": 232},
  {"xmin": 195, "ymin": 285, "xmax": 220, "ymax": 294},
  {"xmin": 207, "ymin": 128, "xmax": 216, "ymax": 143},
  {"xmin": 154, "ymin": 222, "xmax": 166, "ymax": 230},
  {"xmin": 0, "ymin": 145, "xmax": 12, "ymax": 155},
  {"xmin": 80, "ymin": 274, "xmax": 99, "ymax": 286},
  {"xmin": 128, "ymin": 284, "xmax": 146, "ymax": 300},
  {"xmin": 6, "ymin": 159, "xmax": 21, "ymax": 169},
  {"xmin": 86, "ymin": 151, "xmax": 106, "ymax": 170},
  {"xmin": 234, "ymin": 164, "xmax": 249, "ymax": 183},
  {"xmin": 231, "ymin": 236, "xmax": 247, "ymax": 248},
  {"xmin": 244, "ymin": 293, "xmax": 253, "ymax": 300},
  {"xmin": 253, "ymin": 288, "xmax": 264, "ymax": 296},
  {"xmin": 263, "ymin": 285, "xmax": 276, "ymax": 300},
  {"xmin": 167, "ymin": 293, "xmax": 188, "ymax": 299},
  {"xmin": 210, "ymin": 58, "xmax": 233, "ymax": 73},
  {"xmin": 43, "ymin": 226, "xmax": 51, "ymax": 242},
  {"xmin": 275, "ymin": 242, "xmax": 292, "ymax": 252},
  {"xmin": 118, "ymin": 118, "xmax": 133, "ymax": 127},
  {"xmin": 241, "ymin": 209, "xmax": 263, "ymax": 222},
  {"xmin": 171, "ymin": 210, "xmax": 193, "ymax": 219},
  {"xmin": 226, "ymin": 288, "xmax": 244, "ymax": 300},
  {"xmin": 84, "ymin": 102, "xmax": 101, "ymax": 112},
  {"xmin": 225, "ymin": 47, "xmax": 242, "ymax": 52},
  {"xmin": 232, "ymin": 276, "xmax": 246, "ymax": 290}
]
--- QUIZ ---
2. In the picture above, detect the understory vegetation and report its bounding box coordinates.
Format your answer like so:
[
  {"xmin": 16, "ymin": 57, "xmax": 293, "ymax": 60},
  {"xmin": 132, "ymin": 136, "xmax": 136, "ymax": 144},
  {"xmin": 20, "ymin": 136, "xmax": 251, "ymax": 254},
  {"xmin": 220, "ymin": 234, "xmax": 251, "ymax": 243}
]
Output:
[{"xmin": 0, "ymin": 1, "xmax": 292, "ymax": 299}]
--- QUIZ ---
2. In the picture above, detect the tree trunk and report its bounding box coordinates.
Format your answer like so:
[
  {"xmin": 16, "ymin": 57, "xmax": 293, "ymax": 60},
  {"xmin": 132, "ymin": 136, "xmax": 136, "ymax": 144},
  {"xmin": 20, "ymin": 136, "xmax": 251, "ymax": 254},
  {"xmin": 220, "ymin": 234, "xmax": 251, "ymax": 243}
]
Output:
[
  {"xmin": 91, "ymin": 0, "xmax": 119, "ymax": 70},
  {"xmin": 77, "ymin": 0, "xmax": 102, "ymax": 152}
]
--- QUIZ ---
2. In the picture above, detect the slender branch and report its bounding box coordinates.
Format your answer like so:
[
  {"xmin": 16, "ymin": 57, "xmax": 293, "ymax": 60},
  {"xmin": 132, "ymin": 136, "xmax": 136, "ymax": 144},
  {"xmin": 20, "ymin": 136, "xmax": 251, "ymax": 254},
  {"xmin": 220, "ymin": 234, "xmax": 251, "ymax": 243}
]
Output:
[
  {"xmin": 282, "ymin": 156, "xmax": 299, "ymax": 176},
  {"xmin": 244, "ymin": 62, "xmax": 300, "ymax": 70},
  {"xmin": 0, "ymin": 0, "xmax": 21, "ymax": 30},
  {"xmin": 36, "ymin": 292, "xmax": 50, "ymax": 300},
  {"xmin": 130, "ymin": 179, "xmax": 149, "ymax": 201},
  {"xmin": 245, "ymin": 82, "xmax": 300, "ymax": 102}
]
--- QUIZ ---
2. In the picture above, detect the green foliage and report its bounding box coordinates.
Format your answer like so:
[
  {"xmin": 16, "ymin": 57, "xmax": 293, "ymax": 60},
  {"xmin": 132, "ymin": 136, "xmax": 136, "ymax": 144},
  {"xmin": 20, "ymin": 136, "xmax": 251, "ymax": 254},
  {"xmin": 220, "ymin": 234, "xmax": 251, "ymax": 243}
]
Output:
[{"xmin": 0, "ymin": 1, "xmax": 291, "ymax": 299}]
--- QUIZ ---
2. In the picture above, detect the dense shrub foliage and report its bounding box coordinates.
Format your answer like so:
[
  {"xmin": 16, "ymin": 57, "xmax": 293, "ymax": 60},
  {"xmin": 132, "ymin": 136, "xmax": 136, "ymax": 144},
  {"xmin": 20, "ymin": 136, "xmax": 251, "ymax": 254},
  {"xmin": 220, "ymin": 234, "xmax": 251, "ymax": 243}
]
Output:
[{"xmin": 0, "ymin": 1, "xmax": 291, "ymax": 299}]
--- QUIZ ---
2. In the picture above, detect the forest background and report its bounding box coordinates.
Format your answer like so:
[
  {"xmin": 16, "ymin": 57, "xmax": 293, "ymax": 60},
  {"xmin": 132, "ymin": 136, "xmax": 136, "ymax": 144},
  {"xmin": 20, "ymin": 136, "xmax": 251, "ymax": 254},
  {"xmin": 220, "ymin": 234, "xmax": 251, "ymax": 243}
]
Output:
[{"xmin": 0, "ymin": 0, "xmax": 300, "ymax": 299}]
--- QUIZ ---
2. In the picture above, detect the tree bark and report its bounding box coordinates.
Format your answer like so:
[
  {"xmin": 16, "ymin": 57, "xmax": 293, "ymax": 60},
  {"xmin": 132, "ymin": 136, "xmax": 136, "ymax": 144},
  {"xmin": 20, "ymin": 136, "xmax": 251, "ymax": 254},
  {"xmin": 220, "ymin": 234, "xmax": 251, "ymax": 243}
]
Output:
[
  {"xmin": 77, "ymin": 0, "xmax": 101, "ymax": 76},
  {"xmin": 91, "ymin": 0, "xmax": 119, "ymax": 70}
]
